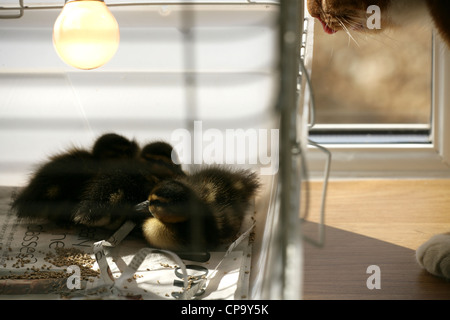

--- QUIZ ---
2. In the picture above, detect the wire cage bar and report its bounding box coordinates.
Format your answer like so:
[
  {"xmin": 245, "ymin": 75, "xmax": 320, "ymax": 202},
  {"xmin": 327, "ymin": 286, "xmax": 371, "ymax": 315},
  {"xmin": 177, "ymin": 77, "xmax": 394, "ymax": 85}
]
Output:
[{"xmin": 257, "ymin": 0, "xmax": 305, "ymax": 299}]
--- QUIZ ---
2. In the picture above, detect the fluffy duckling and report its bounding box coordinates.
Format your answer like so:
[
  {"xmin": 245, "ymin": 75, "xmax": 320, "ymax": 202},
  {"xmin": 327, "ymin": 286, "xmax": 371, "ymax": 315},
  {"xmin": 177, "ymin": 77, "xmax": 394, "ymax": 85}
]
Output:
[
  {"xmin": 73, "ymin": 140, "xmax": 184, "ymax": 229},
  {"xmin": 11, "ymin": 132, "xmax": 139, "ymax": 225},
  {"xmin": 12, "ymin": 133, "xmax": 180, "ymax": 227},
  {"xmin": 142, "ymin": 167, "xmax": 260, "ymax": 252}
]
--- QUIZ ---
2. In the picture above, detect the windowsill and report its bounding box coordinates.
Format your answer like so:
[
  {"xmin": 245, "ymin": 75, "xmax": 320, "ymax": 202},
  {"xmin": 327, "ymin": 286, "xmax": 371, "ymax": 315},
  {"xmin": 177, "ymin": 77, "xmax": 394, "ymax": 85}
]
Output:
[
  {"xmin": 309, "ymin": 124, "xmax": 430, "ymax": 144},
  {"xmin": 306, "ymin": 142, "xmax": 450, "ymax": 179}
]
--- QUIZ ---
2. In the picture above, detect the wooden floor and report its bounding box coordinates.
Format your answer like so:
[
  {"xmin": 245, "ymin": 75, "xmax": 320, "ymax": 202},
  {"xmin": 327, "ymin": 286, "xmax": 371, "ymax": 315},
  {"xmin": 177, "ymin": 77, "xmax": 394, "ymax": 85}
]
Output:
[{"xmin": 302, "ymin": 179, "xmax": 450, "ymax": 300}]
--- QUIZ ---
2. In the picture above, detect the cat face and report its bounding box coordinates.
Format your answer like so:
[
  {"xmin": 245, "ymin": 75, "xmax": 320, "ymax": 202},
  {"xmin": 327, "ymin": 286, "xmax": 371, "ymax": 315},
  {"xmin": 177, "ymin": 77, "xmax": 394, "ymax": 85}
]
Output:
[
  {"xmin": 306, "ymin": 0, "xmax": 391, "ymax": 34},
  {"xmin": 307, "ymin": 0, "xmax": 450, "ymax": 48}
]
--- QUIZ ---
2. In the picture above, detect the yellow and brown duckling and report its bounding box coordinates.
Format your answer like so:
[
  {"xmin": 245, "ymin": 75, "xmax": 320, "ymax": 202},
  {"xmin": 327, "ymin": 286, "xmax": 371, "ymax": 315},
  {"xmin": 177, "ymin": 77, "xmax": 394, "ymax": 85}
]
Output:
[{"xmin": 142, "ymin": 167, "xmax": 260, "ymax": 252}]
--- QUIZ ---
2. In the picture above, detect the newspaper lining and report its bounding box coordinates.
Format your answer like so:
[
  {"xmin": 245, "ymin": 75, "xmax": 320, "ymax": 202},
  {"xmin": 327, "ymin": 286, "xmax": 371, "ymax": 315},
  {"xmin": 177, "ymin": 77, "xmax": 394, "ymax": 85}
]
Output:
[{"xmin": 0, "ymin": 187, "xmax": 255, "ymax": 300}]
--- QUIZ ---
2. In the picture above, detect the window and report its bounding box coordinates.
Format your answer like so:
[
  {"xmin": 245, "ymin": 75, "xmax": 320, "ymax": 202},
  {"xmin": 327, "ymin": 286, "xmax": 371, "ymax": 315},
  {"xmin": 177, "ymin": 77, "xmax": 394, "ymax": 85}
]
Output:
[
  {"xmin": 311, "ymin": 23, "xmax": 432, "ymax": 126},
  {"xmin": 306, "ymin": 15, "xmax": 450, "ymax": 178}
]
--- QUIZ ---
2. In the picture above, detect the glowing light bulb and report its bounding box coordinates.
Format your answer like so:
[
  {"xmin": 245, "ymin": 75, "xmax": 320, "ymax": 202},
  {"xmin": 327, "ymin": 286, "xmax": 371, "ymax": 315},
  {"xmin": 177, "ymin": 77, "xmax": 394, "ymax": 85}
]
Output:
[{"xmin": 53, "ymin": 0, "xmax": 120, "ymax": 70}]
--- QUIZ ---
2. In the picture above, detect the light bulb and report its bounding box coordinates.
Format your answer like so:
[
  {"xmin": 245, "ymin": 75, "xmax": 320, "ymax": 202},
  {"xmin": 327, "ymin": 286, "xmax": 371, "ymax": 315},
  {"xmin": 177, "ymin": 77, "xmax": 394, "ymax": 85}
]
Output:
[{"xmin": 53, "ymin": 0, "xmax": 120, "ymax": 70}]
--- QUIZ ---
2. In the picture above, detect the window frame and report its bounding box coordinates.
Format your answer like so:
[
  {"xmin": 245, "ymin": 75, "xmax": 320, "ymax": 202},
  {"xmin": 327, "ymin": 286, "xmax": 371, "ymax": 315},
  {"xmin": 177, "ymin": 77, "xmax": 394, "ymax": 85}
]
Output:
[{"xmin": 306, "ymin": 32, "xmax": 450, "ymax": 179}]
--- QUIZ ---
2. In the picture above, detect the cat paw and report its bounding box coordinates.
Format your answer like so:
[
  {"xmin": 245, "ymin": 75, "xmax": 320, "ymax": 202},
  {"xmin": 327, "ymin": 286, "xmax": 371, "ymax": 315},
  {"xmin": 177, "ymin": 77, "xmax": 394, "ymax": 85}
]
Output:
[{"xmin": 416, "ymin": 233, "xmax": 450, "ymax": 279}]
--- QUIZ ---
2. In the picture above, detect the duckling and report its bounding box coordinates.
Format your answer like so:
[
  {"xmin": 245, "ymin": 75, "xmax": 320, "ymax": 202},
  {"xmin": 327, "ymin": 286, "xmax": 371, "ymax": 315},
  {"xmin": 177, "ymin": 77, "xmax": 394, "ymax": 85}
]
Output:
[
  {"xmin": 73, "ymin": 140, "xmax": 184, "ymax": 229},
  {"xmin": 12, "ymin": 133, "xmax": 180, "ymax": 227},
  {"xmin": 142, "ymin": 167, "xmax": 260, "ymax": 252},
  {"xmin": 140, "ymin": 141, "xmax": 185, "ymax": 179},
  {"xmin": 12, "ymin": 147, "xmax": 97, "ymax": 225},
  {"xmin": 92, "ymin": 133, "xmax": 140, "ymax": 160}
]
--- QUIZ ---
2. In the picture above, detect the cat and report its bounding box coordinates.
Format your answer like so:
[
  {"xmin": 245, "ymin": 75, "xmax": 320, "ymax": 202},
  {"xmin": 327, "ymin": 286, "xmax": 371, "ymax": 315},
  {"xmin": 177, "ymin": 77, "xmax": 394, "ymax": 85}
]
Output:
[
  {"xmin": 12, "ymin": 133, "xmax": 259, "ymax": 254},
  {"xmin": 307, "ymin": 0, "xmax": 450, "ymax": 46},
  {"xmin": 307, "ymin": 0, "xmax": 450, "ymax": 279}
]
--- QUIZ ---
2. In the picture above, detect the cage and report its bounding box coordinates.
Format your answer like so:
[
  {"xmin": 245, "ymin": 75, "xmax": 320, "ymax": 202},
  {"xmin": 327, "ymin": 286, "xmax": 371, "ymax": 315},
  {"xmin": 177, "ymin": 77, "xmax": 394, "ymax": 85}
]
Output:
[{"xmin": 0, "ymin": 0, "xmax": 329, "ymax": 300}]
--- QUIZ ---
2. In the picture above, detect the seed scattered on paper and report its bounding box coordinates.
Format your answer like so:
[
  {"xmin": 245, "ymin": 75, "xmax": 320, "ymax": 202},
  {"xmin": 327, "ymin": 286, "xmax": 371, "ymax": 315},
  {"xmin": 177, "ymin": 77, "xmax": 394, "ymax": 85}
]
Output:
[
  {"xmin": 160, "ymin": 263, "xmax": 177, "ymax": 269},
  {"xmin": 0, "ymin": 247, "xmax": 99, "ymax": 281}
]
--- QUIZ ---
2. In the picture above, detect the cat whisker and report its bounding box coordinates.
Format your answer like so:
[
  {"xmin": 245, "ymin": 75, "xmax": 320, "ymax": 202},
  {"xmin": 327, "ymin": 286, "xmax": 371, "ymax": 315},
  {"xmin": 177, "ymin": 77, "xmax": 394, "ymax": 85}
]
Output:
[
  {"xmin": 344, "ymin": 14, "xmax": 367, "ymax": 24},
  {"xmin": 316, "ymin": 5, "xmax": 363, "ymax": 47},
  {"xmin": 342, "ymin": 15, "xmax": 402, "ymax": 47},
  {"xmin": 341, "ymin": 16, "xmax": 366, "ymax": 31},
  {"xmin": 336, "ymin": 17, "xmax": 360, "ymax": 47}
]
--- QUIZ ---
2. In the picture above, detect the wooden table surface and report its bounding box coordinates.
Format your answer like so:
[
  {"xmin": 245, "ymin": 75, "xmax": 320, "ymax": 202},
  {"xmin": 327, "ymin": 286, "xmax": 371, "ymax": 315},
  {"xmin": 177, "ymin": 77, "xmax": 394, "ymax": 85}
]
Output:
[{"xmin": 302, "ymin": 179, "xmax": 450, "ymax": 300}]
